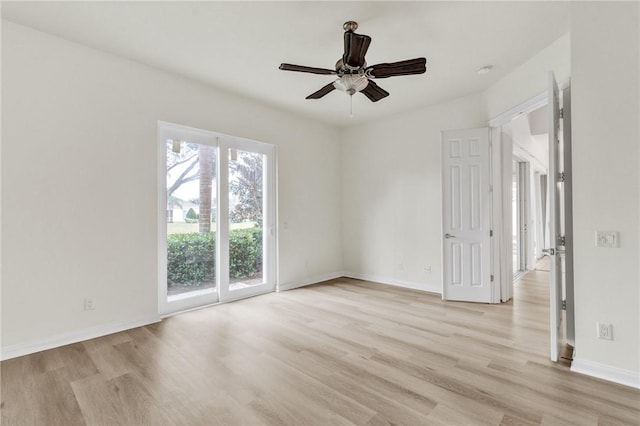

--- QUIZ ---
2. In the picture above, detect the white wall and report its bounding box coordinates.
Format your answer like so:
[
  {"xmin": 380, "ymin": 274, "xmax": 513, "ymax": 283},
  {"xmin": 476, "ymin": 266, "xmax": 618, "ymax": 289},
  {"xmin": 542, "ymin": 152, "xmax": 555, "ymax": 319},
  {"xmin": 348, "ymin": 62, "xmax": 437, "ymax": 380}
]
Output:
[
  {"xmin": 570, "ymin": 2, "xmax": 639, "ymax": 379},
  {"xmin": 341, "ymin": 94, "xmax": 487, "ymax": 291},
  {"xmin": 484, "ymin": 33, "xmax": 570, "ymax": 120},
  {"xmin": 1, "ymin": 21, "xmax": 343, "ymax": 354}
]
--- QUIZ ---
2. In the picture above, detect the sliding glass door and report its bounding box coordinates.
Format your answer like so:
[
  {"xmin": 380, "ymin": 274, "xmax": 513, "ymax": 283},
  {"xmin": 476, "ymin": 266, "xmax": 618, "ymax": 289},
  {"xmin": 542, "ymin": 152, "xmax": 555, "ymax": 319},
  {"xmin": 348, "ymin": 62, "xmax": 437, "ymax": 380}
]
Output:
[
  {"xmin": 158, "ymin": 122, "xmax": 276, "ymax": 315},
  {"xmin": 217, "ymin": 138, "xmax": 275, "ymax": 303}
]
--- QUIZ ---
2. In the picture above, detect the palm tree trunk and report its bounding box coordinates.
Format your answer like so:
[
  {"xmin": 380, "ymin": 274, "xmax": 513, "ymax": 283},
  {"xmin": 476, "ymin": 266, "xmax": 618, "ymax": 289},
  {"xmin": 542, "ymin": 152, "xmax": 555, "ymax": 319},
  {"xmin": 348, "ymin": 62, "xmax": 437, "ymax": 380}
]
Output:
[{"xmin": 198, "ymin": 145, "xmax": 214, "ymax": 233}]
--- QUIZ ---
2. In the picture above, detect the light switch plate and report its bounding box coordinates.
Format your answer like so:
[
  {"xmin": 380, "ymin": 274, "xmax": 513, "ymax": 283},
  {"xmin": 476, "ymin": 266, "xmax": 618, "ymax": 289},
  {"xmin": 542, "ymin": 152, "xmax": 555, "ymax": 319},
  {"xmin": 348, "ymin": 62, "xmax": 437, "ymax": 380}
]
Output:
[{"xmin": 595, "ymin": 231, "xmax": 619, "ymax": 248}]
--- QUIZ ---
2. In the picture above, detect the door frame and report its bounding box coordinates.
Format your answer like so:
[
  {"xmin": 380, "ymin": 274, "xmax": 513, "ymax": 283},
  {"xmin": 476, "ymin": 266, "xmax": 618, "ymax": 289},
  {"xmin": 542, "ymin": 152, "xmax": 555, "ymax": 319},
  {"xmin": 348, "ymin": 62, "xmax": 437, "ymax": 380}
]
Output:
[
  {"xmin": 488, "ymin": 85, "xmax": 567, "ymax": 301},
  {"xmin": 486, "ymin": 79, "xmax": 574, "ymax": 359}
]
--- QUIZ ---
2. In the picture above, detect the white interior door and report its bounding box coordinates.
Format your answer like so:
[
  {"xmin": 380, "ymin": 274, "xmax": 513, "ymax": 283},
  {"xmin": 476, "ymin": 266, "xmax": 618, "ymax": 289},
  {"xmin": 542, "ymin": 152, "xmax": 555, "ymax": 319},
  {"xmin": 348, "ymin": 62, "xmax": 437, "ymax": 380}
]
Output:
[
  {"xmin": 547, "ymin": 72, "xmax": 563, "ymax": 362},
  {"xmin": 562, "ymin": 84, "xmax": 575, "ymax": 346},
  {"xmin": 442, "ymin": 128, "xmax": 493, "ymax": 303}
]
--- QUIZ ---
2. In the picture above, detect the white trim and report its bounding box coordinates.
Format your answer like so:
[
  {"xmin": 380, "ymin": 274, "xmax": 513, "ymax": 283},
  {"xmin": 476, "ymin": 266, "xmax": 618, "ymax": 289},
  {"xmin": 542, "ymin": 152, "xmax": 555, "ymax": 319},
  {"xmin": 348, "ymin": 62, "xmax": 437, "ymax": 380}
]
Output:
[
  {"xmin": 1, "ymin": 315, "xmax": 161, "ymax": 361},
  {"xmin": 160, "ymin": 288, "xmax": 274, "ymax": 320},
  {"xmin": 490, "ymin": 127, "xmax": 504, "ymax": 303},
  {"xmin": 278, "ymin": 271, "xmax": 346, "ymax": 292},
  {"xmin": 571, "ymin": 358, "xmax": 640, "ymax": 389},
  {"xmin": 487, "ymin": 78, "xmax": 570, "ymax": 127},
  {"xmin": 488, "ymin": 91, "xmax": 548, "ymax": 127},
  {"xmin": 343, "ymin": 272, "xmax": 441, "ymax": 294},
  {"xmin": 217, "ymin": 137, "xmax": 231, "ymax": 301}
]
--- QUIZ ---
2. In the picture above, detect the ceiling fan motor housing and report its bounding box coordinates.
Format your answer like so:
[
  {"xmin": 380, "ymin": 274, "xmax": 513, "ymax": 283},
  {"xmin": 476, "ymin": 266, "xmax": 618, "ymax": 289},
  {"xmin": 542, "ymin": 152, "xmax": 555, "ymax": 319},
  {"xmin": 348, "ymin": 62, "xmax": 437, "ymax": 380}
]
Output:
[{"xmin": 335, "ymin": 58, "xmax": 367, "ymax": 75}]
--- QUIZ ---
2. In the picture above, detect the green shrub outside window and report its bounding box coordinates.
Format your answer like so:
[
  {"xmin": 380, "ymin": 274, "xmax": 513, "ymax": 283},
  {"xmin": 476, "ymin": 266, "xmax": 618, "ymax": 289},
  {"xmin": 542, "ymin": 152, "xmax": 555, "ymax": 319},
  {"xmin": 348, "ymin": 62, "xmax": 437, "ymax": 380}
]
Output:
[{"xmin": 167, "ymin": 228, "xmax": 262, "ymax": 286}]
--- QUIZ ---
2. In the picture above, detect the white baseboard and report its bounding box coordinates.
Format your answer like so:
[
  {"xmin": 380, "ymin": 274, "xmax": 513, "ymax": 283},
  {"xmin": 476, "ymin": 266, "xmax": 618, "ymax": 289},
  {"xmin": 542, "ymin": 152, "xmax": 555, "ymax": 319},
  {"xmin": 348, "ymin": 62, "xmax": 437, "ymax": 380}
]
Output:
[
  {"xmin": 571, "ymin": 357, "xmax": 640, "ymax": 389},
  {"xmin": 278, "ymin": 271, "xmax": 346, "ymax": 292},
  {"xmin": 1, "ymin": 314, "xmax": 161, "ymax": 361},
  {"xmin": 343, "ymin": 271, "xmax": 442, "ymax": 295}
]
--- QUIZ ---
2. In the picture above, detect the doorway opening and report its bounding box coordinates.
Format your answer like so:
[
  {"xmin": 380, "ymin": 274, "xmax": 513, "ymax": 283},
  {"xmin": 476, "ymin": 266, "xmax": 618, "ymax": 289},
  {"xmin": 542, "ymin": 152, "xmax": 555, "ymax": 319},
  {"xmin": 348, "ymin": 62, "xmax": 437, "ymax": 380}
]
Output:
[
  {"xmin": 502, "ymin": 106, "xmax": 550, "ymax": 283},
  {"xmin": 487, "ymin": 76, "xmax": 574, "ymax": 362}
]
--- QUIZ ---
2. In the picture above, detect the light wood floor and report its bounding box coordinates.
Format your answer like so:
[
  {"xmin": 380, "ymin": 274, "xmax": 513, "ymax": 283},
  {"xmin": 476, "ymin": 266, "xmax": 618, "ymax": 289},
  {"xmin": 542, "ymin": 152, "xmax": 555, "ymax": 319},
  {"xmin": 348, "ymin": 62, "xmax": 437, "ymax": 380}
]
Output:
[{"xmin": 2, "ymin": 271, "xmax": 639, "ymax": 425}]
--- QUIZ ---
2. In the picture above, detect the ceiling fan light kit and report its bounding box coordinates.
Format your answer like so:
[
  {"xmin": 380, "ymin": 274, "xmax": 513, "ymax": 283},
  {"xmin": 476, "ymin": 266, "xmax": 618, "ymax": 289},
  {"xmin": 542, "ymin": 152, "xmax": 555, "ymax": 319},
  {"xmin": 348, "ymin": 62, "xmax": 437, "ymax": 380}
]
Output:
[
  {"xmin": 333, "ymin": 74, "xmax": 369, "ymax": 95},
  {"xmin": 279, "ymin": 20, "xmax": 427, "ymax": 112}
]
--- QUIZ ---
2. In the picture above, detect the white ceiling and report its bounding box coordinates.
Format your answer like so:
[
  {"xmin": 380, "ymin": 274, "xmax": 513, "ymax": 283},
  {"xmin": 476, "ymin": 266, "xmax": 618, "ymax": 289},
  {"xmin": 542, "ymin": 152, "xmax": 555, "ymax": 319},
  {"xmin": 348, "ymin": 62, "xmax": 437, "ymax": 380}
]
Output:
[{"xmin": 1, "ymin": 1, "xmax": 570, "ymax": 128}]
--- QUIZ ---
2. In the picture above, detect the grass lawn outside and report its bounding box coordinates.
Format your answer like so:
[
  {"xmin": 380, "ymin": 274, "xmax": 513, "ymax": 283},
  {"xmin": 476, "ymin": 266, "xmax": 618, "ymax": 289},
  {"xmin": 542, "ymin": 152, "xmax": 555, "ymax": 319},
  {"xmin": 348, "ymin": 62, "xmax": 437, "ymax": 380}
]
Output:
[{"xmin": 167, "ymin": 221, "xmax": 258, "ymax": 234}]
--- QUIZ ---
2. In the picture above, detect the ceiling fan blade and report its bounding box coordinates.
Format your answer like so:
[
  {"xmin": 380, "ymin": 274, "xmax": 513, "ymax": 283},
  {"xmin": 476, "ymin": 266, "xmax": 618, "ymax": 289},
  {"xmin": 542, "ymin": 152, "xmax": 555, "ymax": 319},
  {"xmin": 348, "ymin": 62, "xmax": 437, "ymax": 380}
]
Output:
[
  {"xmin": 306, "ymin": 82, "xmax": 337, "ymax": 99},
  {"xmin": 366, "ymin": 58, "xmax": 427, "ymax": 78},
  {"xmin": 360, "ymin": 80, "xmax": 389, "ymax": 102},
  {"xmin": 279, "ymin": 63, "xmax": 336, "ymax": 75},
  {"xmin": 343, "ymin": 32, "xmax": 372, "ymax": 68}
]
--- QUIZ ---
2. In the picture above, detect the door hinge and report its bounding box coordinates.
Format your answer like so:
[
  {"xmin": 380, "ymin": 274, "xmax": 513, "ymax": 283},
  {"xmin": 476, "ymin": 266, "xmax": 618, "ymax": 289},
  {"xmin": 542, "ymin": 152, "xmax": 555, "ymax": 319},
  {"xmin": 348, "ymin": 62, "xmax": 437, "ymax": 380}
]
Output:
[
  {"xmin": 558, "ymin": 235, "xmax": 566, "ymax": 246},
  {"xmin": 490, "ymin": 230, "xmax": 493, "ymax": 237},
  {"xmin": 560, "ymin": 108, "xmax": 564, "ymax": 119},
  {"xmin": 562, "ymin": 299, "xmax": 567, "ymax": 310},
  {"xmin": 490, "ymin": 275, "xmax": 494, "ymax": 282},
  {"xmin": 558, "ymin": 172, "xmax": 565, "ymax": 182}
]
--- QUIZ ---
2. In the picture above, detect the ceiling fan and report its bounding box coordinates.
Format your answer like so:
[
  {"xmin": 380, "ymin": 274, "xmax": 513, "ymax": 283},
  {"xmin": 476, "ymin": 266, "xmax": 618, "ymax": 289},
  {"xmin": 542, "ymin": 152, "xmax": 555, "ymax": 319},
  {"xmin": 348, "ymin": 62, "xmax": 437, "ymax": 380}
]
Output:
[{"xmin": 279, "ymin": 21, "xmax": 427, "ymax": 103}]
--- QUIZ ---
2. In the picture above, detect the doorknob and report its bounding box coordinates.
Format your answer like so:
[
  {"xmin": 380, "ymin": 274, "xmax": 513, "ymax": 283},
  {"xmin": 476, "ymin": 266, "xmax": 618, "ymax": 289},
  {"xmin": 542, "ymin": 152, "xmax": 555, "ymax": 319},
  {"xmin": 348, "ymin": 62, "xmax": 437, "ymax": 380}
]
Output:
[
  {"xmin": 542, "ymin": 248, "xmax": 555, "ymax": 255},
  {"xmin": 445, "ymin": 233, "xmax": 456, "ymax": 239}
]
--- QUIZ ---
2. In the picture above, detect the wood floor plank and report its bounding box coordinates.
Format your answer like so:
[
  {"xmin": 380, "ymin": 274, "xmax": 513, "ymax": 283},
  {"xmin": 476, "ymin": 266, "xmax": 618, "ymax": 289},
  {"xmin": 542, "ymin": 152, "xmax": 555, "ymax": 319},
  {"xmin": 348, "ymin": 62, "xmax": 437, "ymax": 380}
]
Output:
[
  {"xmin": 2, "ymin": 266, "xmax": 639, "ymax": 425},
  {"xmin": 71, "ymin": 373, "xmax": 132, "ymax": 426},
  {"xmin": 31, "ymin": 368, "xmax": 86, "ymax": 426},
  {"xmin": 54, "ymin": 342, "xmax": 100, "ymax": 383},
  {"xmin": 427, "ymin": 402, "xmax": 504, "ymax": 426},
  {"xmin": 1, "ymin": 356, "xmax": 40, "ymax": 426}
]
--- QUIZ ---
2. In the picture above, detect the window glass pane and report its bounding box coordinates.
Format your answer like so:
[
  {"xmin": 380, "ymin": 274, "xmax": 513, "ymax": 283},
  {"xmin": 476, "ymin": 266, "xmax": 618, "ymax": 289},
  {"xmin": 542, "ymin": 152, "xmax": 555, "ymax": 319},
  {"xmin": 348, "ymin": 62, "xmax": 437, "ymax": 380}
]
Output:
[
  {"xmin": 166, "ymin": 140, "xmax": 217, "ymax": 301},
  {"xmin": 228, "ymin": 149, "xmax": 265, "ymax": 289}
]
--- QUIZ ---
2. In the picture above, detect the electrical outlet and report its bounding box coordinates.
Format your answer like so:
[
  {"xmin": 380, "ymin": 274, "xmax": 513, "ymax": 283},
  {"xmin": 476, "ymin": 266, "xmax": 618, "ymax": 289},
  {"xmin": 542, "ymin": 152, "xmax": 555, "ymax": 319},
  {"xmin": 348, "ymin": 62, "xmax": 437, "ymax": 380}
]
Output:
[
  {"xmin": 597, "ymin": 322, "xmax": 613, "ymax": 340},
  {"xmin": 424, "ymin": 266, "xmax": 432, "ymax": 273},
  {"xmin": 595, "ymin": 231, "xmax": 619, "ymax": 248},
  {"xmin": 84, "ymin": 297, "xmax": 95, "ymax": 311}
]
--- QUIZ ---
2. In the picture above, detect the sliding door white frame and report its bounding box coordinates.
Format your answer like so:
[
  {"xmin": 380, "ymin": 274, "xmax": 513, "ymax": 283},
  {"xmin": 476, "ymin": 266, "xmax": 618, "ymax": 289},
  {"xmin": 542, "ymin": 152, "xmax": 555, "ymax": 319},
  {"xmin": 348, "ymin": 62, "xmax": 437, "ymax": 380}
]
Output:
[
  {"xmin": 157, "ymin": 122, "xmax": 220, "ymax": 315},
  {"xmin": 217, "ymin": 136, "xmax": 277, "ymax": 303},
  {"xmin": 157, "ymin": 121, "xmax": 277, "ymax": 316}
]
